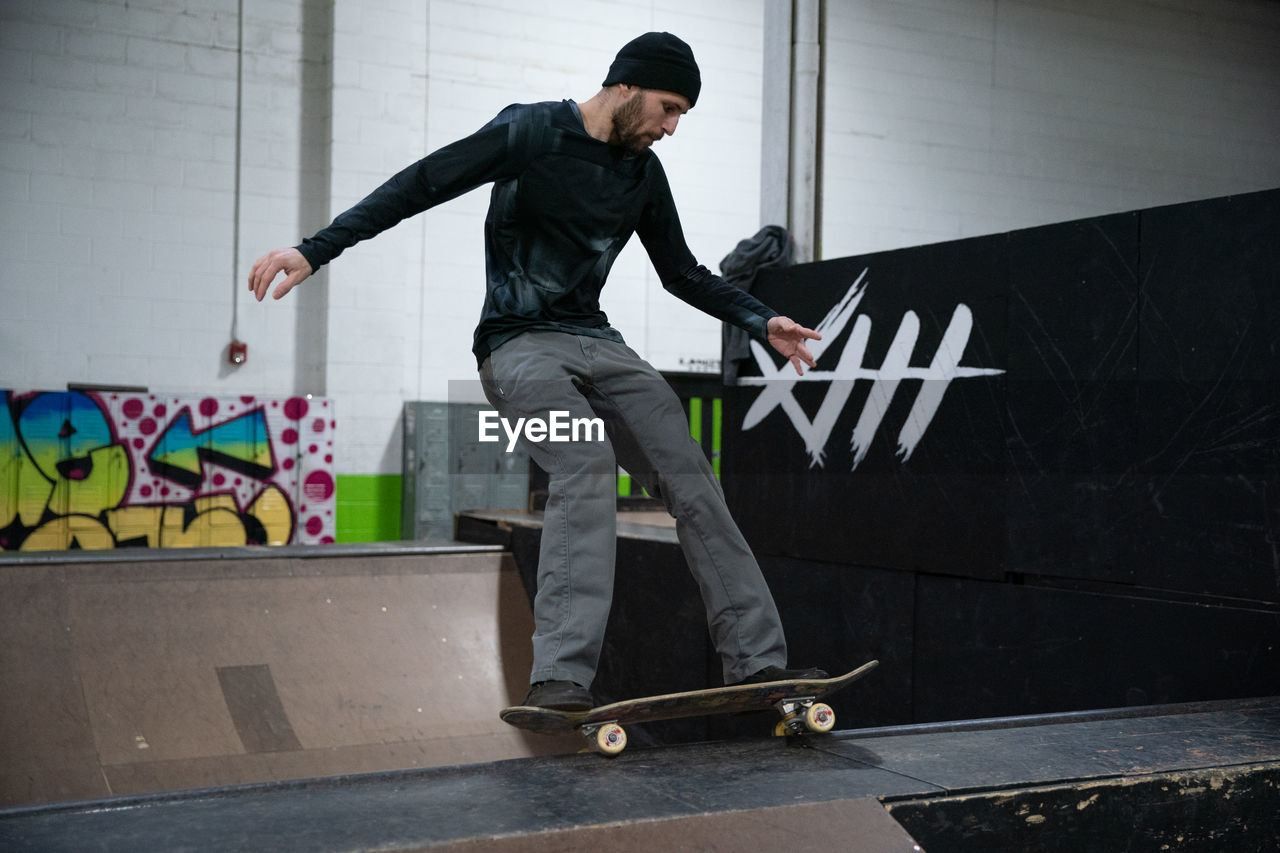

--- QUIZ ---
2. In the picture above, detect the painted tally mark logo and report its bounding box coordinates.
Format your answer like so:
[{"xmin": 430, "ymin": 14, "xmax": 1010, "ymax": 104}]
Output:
[{"xmin": 739, "ymin": 268, "xmax": 1005, "ymax": 469}]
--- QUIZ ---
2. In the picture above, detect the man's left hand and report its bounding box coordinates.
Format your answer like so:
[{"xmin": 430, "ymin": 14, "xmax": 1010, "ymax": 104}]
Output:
[{"xmin": 767, "ymin": 316, "xmax": 821, "ymax": 375}]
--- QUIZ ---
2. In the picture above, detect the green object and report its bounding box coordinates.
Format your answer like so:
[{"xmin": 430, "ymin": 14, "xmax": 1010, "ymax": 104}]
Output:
[
  {"xmin": 615, "ymin": 393, "xmax": 722, "ymax": 497},
  {"xmin": 711, "ymin": 397, "xmax": 723, "ymax": 480},
  {"xmin": 336, "ymin": 474, "xmax": 402, "ymax": 542}
]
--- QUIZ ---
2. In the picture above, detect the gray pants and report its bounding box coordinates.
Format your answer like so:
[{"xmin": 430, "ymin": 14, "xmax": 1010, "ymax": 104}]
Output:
[{"xmin": 479, "ymin": 331, "xmax": 787, "ymax": 687}]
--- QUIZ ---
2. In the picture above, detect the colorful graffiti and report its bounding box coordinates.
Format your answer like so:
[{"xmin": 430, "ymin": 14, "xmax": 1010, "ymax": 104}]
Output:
[{"xmin": 0, "ymin": 390, "xmax": 336, "ymax": 551}]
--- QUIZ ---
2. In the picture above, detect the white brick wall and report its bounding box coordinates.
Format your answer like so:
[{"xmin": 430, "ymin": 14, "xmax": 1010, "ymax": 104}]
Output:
[
  {"xmin": 411, "ymin": 0, "xmax": 766, "ymax": 407},
  {"xmin": 0, "ymin": 0, "xmax": 306, "ymax": 395},
  {"xmin": 322, "ymin": 0, "xmax": 428, "ymax": 474},
  {"xmin": 820, "ymin": 0, "xmax": 1280, "ymax": 258}
]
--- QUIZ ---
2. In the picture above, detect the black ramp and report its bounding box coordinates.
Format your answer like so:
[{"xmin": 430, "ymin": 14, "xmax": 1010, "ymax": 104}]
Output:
[
  {"xmin": 0, "ymin": 740, "xmax": 936, "ymax": 853},
  {"xmin": 3, "ymin": 699, "xmax": 1276, "ymax": 853},
  {"xmin": 853, "ymin": 700, "xmax": 1280, "ymax": 852},
  {"xmin": 821, "ymin": 699, "xmax": 1280, "ymax": 790},
  {"xmin": 426, "ymin": 798, "xmax": 923, "ymax": 852}
]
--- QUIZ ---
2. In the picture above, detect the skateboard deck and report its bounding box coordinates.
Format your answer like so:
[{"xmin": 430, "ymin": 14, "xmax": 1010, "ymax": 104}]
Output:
[{"xmin": 501, "ymin": 659, "xmax": 878, "ymax": 755}]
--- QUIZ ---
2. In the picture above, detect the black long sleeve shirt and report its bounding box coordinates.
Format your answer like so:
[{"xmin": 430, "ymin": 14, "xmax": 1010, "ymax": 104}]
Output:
[{"xmin": 295, "ymin": 99, "xmax": 778, "ymax": 366}]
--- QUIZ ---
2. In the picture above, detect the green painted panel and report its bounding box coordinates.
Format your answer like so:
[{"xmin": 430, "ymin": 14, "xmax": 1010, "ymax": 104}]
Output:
[{"xmin": 335, "ymin": 474, "xmax": 402, "ymax": 543}]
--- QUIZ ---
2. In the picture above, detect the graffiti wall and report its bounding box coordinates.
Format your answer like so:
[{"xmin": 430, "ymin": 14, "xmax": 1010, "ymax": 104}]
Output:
[{"xmin": 1, "ymin": 390, "xmax": 336, "ymax": 551}]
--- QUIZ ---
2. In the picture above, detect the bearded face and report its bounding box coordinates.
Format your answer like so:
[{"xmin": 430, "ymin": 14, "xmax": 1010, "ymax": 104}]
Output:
[
  {"xmin": 610, "ymin": 89, "xmax": 653, "ymax": 155},
  {"xmin": 605, "ymin": 87, "xmax": 689, "ymax": 155}
]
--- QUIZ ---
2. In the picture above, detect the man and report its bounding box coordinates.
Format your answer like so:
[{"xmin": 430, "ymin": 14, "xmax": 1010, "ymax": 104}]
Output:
[{"xmin": 250, "ymin": 32, "xmax": 825, "ymax": 711}]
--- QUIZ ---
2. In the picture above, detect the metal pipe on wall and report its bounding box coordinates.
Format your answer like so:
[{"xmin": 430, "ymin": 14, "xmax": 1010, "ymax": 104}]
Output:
[
  {"xmin": 760, "ymin": 0, "xmax": 823, "ymax": 263},
  {"xmin": 789, "ymin": 0, "xmax": 822, "ymax": 263}
]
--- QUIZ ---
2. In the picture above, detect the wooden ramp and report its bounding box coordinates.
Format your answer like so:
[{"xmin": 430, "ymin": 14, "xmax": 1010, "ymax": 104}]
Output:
[{"xmin": 0, "ymin": 544, "xmax": 580, "ymax": 807}]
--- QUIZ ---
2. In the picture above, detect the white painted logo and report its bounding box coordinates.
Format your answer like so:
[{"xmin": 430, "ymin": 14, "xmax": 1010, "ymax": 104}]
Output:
[
  {"xmin": 738, "ymin": 268, "xmax": 1005, "ymax": 469},
  {"xmin": 478, "ymin": 410, "xmax": 605, "ymax": 453}
]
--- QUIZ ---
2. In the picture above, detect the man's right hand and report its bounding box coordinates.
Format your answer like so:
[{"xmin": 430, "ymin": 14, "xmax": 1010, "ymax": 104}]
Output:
[{"xmin": 248, "ymin": 247, "xmax": 313, "ymax": 301}]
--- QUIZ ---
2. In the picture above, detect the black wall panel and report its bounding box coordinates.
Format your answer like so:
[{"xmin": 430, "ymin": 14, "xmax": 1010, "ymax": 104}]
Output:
[
  {"xmin": 759, "ymin": 556, "xmax": 913, "ymax": 726},
  {"xmin": 716, "ymin": 188, "xmax": 1279, "ymax": 720},
  {"xmin": 726, "ymin": 188, "xmax": 1279, "ymax": 605},
  {"xmin": 913, "ymin": 575, "xmax": 1280, "ymax": 722},
  {"xmin": 1133, "ymin": 190, "xmax": 1280, "ymax": 600},
  {"xmin": 1003, "ymin": 212, "xmax": 1142, "ymax": 583},
  {"xmin": 724, "ymin": 236, "xmax": 1010, "ymax": 580}
]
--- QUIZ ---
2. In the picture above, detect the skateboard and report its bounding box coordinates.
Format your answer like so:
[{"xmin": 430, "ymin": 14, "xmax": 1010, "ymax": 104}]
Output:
[{"xmin": 500, "ymin": 659, "xmax": 878, "ymax": 756}]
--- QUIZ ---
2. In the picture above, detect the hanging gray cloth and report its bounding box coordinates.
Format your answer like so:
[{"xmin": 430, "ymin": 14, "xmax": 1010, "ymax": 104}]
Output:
[{"xmin": 719, "ymin": 224, "xmax": 795, "ymax": 385}]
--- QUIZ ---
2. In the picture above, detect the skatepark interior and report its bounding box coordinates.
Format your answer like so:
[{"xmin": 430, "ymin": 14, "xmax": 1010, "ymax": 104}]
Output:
[
  {"xmin": 2, "ymin": 525, "xmax": 1278, "ymax": 851},
  {"xmin": 9, "ymin": 217, "xmax": 1280, "ymax": 851},
  {"xmin": 4, "ymin": 1, "xmax": 1280, "ymax": 850}
]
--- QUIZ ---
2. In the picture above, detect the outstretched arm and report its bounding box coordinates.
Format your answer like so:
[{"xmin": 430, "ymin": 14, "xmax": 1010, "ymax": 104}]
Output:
[
  {"xmin": 247, "ymin": 110, "xmax": 524, "ymax": 303},
  {"xmin": 767, "ymin": 315, "xmax": 821, "ymax": 375},
  {"xmin": 248, "ymin": 247, "xmax": 312, "ymax": 301}
]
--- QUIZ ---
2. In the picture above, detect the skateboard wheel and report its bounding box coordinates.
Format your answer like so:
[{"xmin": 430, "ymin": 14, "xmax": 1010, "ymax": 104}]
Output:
[
  {"xmin": 594, "ymin": 723, "xmax": 627, "ymax": 756},
  {"xmin": 774, "ymin": 712, "xmax": 804, "ymax": 737},
  {"xmin": 804, "ymin": 702, "xmax": 835, "ymax": 733}
]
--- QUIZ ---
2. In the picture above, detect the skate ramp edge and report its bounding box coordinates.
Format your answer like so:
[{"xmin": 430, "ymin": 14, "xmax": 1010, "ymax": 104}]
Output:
[{"xmin": 0, "ymin": 548, "xmax": 578, "ymax": 807}]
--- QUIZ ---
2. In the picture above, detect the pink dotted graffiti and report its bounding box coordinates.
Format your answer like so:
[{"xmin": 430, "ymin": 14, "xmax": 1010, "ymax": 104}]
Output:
[
  {"xmin": 283, "ymin": 397, "xmax": 309, "ymax": 420},
  {"xmin": 304, "ymin": 470, "xmax": 335, "ymax": 501},
  {"xmin": 90, "ymin": 392, "xmax": 340, "ymax": 546}
]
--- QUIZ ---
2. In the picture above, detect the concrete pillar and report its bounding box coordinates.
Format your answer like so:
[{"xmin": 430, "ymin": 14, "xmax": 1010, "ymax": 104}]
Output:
[
  {"xmin": 760, "ymin": 0, "xmax": 822, "ymax": 263},
  {"xmin": 789, "ymin": 0, "xmax": 821, "ymax": 263},
  {"xmin": 760, "ymin": 0, "xmax": 792, "ymax": 230}
]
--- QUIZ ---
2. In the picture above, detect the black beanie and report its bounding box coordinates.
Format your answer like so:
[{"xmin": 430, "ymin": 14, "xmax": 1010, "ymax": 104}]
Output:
[{"xmin": 602, "ymin": 32, "xmax": 701, "ymax": 108}]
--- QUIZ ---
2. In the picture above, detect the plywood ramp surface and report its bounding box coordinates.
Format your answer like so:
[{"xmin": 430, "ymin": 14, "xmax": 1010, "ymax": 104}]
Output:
[{"xmin": 0, "ymin": 550, "xmax": 578, "ymax": 807}]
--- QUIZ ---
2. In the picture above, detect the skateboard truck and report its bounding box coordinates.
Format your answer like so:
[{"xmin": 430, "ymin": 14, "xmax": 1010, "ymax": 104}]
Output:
[{"xmin": 773, "ymin": 696, "xmax": 836, "ymax": 737}]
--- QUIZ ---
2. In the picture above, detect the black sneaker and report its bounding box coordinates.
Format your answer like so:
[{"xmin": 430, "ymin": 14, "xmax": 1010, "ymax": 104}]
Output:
[
  {"xmin": 523, "ymin": 680, "xmax": 593, "ymax": 711},
  {"xmin": 734, "ymin": 665, "xmax": 828, "ymax": 686}
]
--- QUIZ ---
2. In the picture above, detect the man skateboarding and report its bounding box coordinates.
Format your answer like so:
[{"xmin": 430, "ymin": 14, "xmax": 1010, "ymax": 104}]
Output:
[{"xmin": 249, "ymin": 32, "xmax": 826, "ymax": 712}]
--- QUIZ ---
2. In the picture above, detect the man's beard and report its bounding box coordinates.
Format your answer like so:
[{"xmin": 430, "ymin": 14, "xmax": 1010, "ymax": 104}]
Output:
[{"xmin": 611, "ymin": 92, "xmax": 651, "ymax": 155}]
